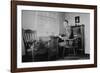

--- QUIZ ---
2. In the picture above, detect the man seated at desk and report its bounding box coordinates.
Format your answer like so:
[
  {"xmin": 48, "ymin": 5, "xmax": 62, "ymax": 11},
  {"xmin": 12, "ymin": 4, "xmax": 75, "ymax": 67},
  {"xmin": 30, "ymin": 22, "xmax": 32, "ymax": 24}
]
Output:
[{"xmin": 57, "ymin": 20, "xmax": 70, "ymax": 58}]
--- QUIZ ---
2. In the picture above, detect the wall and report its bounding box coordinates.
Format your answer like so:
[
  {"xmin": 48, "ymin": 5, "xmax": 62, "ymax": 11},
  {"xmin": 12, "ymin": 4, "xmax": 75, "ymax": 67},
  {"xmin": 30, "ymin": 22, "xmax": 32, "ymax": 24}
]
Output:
[
  {"xmin": 0, "ymin": 0, "xmax": 99, "ymax": 73},
  {"xmin": 22, "ymin": 10, "xmax": 60, "ymax": 37}
]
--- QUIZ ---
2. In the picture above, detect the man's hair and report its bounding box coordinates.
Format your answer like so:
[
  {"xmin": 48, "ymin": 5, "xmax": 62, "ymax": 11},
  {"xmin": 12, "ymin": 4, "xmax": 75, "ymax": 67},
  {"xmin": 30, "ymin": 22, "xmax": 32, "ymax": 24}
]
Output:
[{"xmin": 65, "ymin": 19, "xmax": 68, "ymax": 23}]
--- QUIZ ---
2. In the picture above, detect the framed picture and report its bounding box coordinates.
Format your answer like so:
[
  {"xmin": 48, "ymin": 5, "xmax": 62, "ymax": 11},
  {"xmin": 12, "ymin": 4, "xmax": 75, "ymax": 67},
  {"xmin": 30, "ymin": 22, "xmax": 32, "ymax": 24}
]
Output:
[
  {"xmin": 75, "ymin": 16, "xmax": 80, "ymax": 23},
  {"xmin": 11, "ymin": 1, "xmax": 97, "ymax": 73}
]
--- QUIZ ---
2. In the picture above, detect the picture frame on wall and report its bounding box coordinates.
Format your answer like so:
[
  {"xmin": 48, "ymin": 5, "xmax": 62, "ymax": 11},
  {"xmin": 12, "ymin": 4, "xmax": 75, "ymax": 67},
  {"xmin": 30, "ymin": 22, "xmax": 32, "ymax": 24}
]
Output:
[{"xmin": 11, "ymin": 1, "xmax": 97, "ymax": 73}]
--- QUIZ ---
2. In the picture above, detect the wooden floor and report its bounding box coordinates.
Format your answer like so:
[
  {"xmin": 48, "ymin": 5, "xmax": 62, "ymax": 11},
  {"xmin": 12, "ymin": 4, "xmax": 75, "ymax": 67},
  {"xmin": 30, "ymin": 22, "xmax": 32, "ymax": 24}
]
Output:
[{"xmin": 22, "ymin": 54, "xmax": 90, "ymax": 62}]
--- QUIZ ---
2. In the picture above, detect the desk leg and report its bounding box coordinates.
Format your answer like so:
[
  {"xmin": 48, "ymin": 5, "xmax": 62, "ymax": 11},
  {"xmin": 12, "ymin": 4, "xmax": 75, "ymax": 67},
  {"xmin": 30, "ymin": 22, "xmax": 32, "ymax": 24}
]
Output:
[{"xmin": 63, "ymin": 48, "xmax": 65, "ymax": 59}]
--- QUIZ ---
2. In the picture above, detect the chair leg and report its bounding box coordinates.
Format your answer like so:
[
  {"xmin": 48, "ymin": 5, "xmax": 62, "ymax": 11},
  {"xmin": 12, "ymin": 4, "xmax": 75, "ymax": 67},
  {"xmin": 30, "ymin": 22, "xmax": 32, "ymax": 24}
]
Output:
[{"xmin": 73, "ymin": 48, "xmax": 76, "ymax": 56}]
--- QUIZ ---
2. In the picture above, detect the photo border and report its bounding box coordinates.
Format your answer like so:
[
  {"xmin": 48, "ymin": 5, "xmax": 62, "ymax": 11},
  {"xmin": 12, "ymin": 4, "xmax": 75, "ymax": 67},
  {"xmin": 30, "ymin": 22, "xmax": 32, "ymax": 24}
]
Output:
[{"xmin": 11, "ymin": 1, "xmax": 97, "ymax": 73}]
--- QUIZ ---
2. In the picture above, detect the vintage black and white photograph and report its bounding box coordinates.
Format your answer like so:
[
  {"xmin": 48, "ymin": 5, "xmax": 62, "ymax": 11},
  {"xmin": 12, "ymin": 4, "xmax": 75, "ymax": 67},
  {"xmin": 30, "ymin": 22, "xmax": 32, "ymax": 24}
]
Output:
[
  {"xmin": 11, "ymin": 1, "xmax": 97, "ymax": 72},
  {"xmin": 22, "ymin": 10, "xmax": 90, "ymax": 62}
]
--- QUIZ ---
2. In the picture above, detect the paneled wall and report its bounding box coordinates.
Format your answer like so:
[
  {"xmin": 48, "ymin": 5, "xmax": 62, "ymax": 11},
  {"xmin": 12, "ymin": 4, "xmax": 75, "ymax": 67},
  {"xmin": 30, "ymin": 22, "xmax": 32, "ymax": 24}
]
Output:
[{"xmin": 22, "ymin": 10, "xmax": 61, "ymax": 37}]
